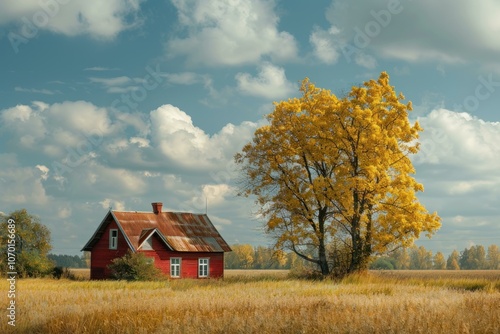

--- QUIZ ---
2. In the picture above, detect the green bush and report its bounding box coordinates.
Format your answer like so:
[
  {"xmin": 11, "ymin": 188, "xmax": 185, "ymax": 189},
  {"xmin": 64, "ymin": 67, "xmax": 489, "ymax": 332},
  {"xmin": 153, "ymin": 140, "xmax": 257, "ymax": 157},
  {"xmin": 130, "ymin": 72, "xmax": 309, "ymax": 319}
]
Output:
[
  {"xmin": 108, "ymin": 251, "xmax": 162, "ymax": 281},
  {"xmin": 370, "ymin": 258, "xmax": 395, "ymax": 270}
]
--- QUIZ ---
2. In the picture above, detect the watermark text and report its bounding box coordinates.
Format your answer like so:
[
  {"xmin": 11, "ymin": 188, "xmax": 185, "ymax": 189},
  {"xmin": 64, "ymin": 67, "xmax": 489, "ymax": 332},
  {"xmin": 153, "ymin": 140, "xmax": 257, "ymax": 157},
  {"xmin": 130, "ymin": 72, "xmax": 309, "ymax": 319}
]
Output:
[{"xmin": 6, "ymin": 218, "xmax": 17, "ymax": 327}]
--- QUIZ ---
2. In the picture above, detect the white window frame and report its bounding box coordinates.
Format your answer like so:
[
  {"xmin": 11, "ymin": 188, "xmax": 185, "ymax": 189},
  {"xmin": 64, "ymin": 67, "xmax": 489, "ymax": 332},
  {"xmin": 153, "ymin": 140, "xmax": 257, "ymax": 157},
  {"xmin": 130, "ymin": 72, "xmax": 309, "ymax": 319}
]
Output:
[
  {"xmin": 170, "ymin": 258, "xmax": 181, "ymax": 278},
  {"xmin": 109, "ymin": 229, "xmax": 118, "ymax": 249},
  {"xmin": 198, "ymin": 258, "xmax": 209, "ymax": 278}
]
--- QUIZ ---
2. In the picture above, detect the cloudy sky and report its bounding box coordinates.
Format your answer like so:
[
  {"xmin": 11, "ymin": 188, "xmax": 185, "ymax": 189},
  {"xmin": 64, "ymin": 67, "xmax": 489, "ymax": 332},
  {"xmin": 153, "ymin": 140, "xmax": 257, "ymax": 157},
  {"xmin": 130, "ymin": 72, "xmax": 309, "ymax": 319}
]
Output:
[{"xmin": 1, "ymin": 0, "xmax": 500, "ymax": 257}]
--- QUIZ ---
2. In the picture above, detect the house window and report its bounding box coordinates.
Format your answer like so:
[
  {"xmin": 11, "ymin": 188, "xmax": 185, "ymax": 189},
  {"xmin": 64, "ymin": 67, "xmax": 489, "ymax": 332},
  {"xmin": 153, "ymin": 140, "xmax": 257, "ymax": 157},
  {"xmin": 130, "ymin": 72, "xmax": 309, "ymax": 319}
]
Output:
[
  {"xmin": 198, "ymin": 258, "xmax": 209, "ymax": 278},
  {"xmin": 109, "ymin": 229, "xmax": 118, "ymax": 249},
  {"xmin": 170, "ymin": 258, "xmax": 181, "ymax": 278}
]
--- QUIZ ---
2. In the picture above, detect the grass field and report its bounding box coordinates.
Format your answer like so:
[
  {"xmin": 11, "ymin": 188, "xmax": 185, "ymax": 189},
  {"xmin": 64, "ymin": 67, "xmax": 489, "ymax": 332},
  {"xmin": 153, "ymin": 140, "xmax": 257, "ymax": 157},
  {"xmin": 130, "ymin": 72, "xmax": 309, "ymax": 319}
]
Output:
[{"xmin": 1, "ymin": 270, "xmax": 500, "ymax": 333}]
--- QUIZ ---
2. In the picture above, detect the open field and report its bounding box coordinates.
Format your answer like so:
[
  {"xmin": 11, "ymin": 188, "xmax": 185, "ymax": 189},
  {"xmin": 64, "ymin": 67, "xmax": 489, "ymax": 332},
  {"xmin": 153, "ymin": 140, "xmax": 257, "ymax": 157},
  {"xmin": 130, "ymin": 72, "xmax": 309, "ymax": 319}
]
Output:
[
  {"xmin": 1, "ymin": 270, "xmax": 500, "ymax": 333},
  {"xmin": 69, "ymin": 268, "xmax": 500, "ymax": 281},
  {"xmin": 67, "ymin": 268, "xmax": 91, "ymax": 280},
  {"xmin": 373, "ymin": 269, "xmax": 500, "ymax": 280}
]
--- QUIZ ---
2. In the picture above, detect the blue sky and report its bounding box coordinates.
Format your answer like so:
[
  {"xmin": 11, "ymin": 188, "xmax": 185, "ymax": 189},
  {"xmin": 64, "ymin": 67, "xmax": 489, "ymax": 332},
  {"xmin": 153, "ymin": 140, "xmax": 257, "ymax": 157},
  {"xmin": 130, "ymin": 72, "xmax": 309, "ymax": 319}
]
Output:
[{"xmin": 1, "ymin": 0, "xmax": 500, "ymax": 257}]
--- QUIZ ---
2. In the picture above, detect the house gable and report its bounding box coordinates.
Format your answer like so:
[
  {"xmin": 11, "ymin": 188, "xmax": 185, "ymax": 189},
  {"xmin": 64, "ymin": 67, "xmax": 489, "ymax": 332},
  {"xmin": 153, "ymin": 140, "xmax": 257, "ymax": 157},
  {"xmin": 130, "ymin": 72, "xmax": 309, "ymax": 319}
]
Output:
[
  {"xmin": 82, "ymin": 211, "xmax": 135, "ymax": 252},
  {"xmin": 137, "ymin": 228, "xmax": 172, "ymax": 251},
  {"xmin": 85, "ymin": 216, "xmax": 132, "ymax": 279}
]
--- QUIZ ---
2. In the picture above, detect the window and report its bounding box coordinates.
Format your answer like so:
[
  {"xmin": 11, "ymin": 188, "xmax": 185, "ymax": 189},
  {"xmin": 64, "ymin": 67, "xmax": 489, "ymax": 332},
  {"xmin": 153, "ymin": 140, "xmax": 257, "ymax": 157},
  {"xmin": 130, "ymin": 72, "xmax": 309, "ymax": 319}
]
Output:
[
  {"xmin": 198, "ymin": 258, "xmax": 209, "ymax": 278},
  {"xmin": 170, "ymin": 258, "xmax": 181, "ymax": 278},
  {"xmin": 109, "ymin": 229, "xmax": 118, "ymax": 249}
]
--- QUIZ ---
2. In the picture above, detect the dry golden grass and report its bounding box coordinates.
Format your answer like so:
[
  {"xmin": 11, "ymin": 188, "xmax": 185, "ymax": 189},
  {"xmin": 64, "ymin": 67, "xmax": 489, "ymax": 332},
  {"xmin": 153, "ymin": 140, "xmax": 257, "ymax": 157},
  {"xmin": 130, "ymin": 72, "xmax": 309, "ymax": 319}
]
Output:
[
  {"xmin": 67, "ymin": 268, "xmax": 290, "ymax": 280},
  {"xmin": 373, "ymin": 269, "xmax": 500, "ymax": 280},
  {"xmin": 1, "ymin": 270, "xmax": 499, "ymax": 333},
  {"xmin": 68, "ymin": 268, "xmax": 90, "ymax": 280},
  {"xmin": 225, "ymin": 269, "xmax": 289, "ymax": 278}
]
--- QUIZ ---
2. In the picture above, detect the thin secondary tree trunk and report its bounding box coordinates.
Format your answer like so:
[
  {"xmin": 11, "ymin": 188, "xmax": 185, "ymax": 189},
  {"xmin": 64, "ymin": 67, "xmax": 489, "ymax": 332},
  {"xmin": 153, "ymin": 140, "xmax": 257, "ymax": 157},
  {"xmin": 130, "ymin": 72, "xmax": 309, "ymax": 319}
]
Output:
[
  {"xmin": 317, "ymin": 208, "xmax": 330, "ymax": 276},
  {"xmin": 318, "ymin": 238, "xmax": 330, "ymax": 276},
  {"xmin": 349, "ymin": 215, "xmax": 365, "ymax": 272}
]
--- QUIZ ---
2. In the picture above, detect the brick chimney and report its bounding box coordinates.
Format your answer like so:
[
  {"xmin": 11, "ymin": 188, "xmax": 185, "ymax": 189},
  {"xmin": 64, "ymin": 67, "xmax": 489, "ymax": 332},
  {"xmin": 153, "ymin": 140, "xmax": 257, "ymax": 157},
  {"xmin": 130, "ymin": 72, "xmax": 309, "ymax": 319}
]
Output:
[{"xmin": 151, "ymin": 202, "xmax": 163, "ymax": 214}]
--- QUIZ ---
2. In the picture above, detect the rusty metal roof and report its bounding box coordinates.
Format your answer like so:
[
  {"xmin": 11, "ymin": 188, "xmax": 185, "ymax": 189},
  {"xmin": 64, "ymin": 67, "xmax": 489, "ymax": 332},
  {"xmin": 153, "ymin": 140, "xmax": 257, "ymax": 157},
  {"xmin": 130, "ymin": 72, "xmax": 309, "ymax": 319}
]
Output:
[{"xmin": 82, "ymin": 210, "xmax": 231, "ymax": 252}]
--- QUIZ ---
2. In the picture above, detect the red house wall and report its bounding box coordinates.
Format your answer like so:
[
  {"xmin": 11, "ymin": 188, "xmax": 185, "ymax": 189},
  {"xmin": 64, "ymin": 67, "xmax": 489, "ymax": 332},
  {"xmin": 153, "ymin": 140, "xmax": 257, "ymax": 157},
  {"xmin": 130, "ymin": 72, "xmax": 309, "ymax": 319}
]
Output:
[
  {"xmin": 90, "ymin": 217, "xmax": 130, "ymax": 279},
  {"xmin": 90, "ymin": 221, "xmax": 225, "ymax": 279},
  {"xmin": 139, "ymin": 234, "xmax": 225, "ymax": 279}
]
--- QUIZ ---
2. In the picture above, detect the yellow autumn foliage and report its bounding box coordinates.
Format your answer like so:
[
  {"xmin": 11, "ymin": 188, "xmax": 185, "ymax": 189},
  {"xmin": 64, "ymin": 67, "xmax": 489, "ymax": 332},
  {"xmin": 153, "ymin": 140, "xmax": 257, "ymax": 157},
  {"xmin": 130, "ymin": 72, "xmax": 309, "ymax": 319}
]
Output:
[{"xmin": 235, "ymin": 72, "xmax": 441, "ymax": 276}]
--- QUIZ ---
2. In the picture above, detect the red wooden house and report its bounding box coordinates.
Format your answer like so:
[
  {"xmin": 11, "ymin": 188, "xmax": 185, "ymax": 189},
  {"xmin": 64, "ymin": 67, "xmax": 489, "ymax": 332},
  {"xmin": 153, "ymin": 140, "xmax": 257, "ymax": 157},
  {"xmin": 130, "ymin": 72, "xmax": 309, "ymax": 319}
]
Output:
[{"xmin": 81, "ymin": 202, "xmax": 232, "ymax": 279}]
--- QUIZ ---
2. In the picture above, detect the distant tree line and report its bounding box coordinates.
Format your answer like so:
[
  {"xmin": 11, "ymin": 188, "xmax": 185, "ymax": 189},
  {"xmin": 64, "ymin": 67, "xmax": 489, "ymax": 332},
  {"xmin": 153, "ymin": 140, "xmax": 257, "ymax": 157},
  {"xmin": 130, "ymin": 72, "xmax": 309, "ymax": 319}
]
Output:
[
  {"xmin": 48, "ymin": 254, "xmax": 89, "ymax": 268},
  {"xmin": 226, "ymin": 244, "xmax": 500, "ymax": 271},
  {"xmin": 225, "ymin": 244, "xmax": 304, "ymax": 270},
  {"xmin": 370, "ymin": 244, "xmax": 500, "ymax": 270}
]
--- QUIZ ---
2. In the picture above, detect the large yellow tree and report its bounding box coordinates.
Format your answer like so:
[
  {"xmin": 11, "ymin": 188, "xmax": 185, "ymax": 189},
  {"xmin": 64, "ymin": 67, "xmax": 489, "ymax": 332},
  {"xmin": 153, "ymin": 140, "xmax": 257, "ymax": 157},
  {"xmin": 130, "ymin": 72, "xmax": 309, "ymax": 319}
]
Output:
[{"xmin": 235, "ymin": 72, "xmax": 440, "ymax": 276}]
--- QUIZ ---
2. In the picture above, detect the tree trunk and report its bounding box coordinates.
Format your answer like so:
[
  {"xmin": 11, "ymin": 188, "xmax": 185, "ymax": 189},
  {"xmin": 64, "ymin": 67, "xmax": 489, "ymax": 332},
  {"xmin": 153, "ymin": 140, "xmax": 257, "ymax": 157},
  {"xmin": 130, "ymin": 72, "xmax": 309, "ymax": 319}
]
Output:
[
  {"xmin": 317, "ymin": 208, "xmax": 330, "ymax": 276},
  {"xmin": 350, "ymin": 240, "xmax": 362, "ymax": 272},
  {"xmin": 349, "ymin": 215, "xmax": 366, "ymax": 273},
  {"xmin": 363, "ymin": 210, "xmax": 373, "ymax": 266},
  {"xmin": 318, "ymin": 239, "xmax": 330, "ymax": 276}
]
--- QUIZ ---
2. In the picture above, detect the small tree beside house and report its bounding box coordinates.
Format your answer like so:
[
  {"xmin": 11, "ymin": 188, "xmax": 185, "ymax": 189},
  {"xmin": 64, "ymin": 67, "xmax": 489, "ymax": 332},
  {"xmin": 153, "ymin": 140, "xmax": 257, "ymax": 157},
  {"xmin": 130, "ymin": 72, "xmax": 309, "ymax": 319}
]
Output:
[{"xmin": 108, "ymin": 250, "xmax": 162, "ymax": 281}]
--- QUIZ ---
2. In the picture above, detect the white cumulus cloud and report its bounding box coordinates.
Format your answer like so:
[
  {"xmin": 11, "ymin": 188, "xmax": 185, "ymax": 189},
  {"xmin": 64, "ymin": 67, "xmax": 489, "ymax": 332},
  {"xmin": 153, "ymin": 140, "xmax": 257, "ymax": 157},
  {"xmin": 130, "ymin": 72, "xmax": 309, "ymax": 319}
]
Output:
[
  {"xmin": 309, "ymin": 26, "xmax": 342, "ymax": 65},
  {"xmin": 0, "ymin": 0, "xmax": 144, "ymax": 39},
  {"xmin": 415, "ymin": 109, "xmax": 500, "ymax": 166},
  {"xmin": 235, "ymin": 63, "xmax": 297, "ymax": 99},
  {"xmin": 167, "ymin": 0, "xmax": 298, "ymax": 66},
  {"xmin": 410, "ymin": 109, "xmax": 500, "ymax": 243},
  {"xmin": 149, "ymin": 104, "xmax": 259, "ymax": 171},
  {"xmin": 100, "ymin": 199, "xmax": 126, "ymax": 211},
  {"xmin": 322, "ymin": 0, "xmax": 500, "ymax": 69}
]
